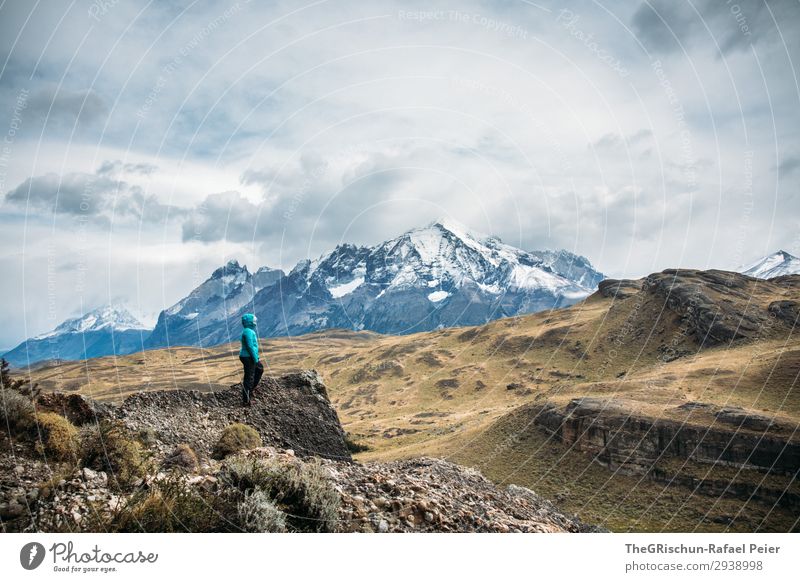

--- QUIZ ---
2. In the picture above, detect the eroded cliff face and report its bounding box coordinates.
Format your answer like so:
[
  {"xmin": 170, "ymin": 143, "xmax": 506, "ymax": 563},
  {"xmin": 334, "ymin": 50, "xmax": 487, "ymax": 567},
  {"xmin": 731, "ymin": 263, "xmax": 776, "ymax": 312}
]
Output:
[
  {"xmin": 521, "ymin": 398, "xmax": 800, "ymax": 510},
  {"xmin": 536, "ymin": 399, "xmax": 798, "ymax": 474}
]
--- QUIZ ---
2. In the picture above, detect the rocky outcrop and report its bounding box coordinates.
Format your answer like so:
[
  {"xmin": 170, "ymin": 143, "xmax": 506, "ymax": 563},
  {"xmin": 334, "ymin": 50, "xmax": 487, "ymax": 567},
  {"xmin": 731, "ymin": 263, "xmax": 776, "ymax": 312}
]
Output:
[
  {"xmin": 769, "ymin": 300, "xmax": 799, "ymax": 325},
  {"xmin": 486, "ymin": 398, "xmax": 800, "ymax": 513},
  {"xmin": 642, "ymin": 269, "xmax": 775, "ymax": 345},
  {"xmin": 597, "ymin": 278, "xmax": 642, "ymax": 299},
  {"xmin": 36, "ymin": 392, "xmax": 112, "ymax": 426},
  {"xmin": 118, "ymin": 370, "xmax": 352, "ymax": 461},
  {"xmin": 533, "ymin": 398, "xmax": 799, "ymax": 476}
]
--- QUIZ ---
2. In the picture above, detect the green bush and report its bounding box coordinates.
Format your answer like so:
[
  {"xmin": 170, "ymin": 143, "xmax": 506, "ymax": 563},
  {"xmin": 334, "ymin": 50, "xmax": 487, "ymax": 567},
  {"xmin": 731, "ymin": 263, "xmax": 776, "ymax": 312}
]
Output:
[
  {"xmin": 161, "ymin": 444, "xmax": 198, "ymax": 472},
  {"xmin": 219, "ymin": 455, "xmax": 275, "ymax": 492},
  {"xmin": 212, "ymin": 423, "xmax": 262, "ymax": 460},
  {"xmin": 237, "ymin": 490, "xmax": 287, "ymax": 532},
  {"xmin": 221, "ymin": 454, "xmax": 340, "ymax": 532},
  {"xmin": 33, "ymin": 412, "xmax": 79, "ymax": 461},
  {"xmin": 81, "ymin": 420, "xmax": 146, "ymax": 487},
  {"xmin": 0, "ymin": 388, "xmax": 35, "ymax": 434}
]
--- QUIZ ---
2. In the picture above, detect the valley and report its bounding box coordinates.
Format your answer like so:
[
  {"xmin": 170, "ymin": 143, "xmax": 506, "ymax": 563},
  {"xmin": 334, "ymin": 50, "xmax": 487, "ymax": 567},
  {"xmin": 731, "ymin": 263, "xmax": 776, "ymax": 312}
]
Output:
[{"xmin": 25, "ymin": 268, "xmax": 800, "ymax": 532}]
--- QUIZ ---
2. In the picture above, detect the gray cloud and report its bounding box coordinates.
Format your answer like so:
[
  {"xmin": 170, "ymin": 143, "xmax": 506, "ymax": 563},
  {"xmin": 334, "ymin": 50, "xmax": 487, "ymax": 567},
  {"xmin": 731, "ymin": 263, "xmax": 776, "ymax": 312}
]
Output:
[
  {"xmin": 97, "ymin": 160, "xmax": 159, "ymax": 177},
  {"xmin": 26, "ymin": 87, "xmax": 108, "ymax": 127},
  {"xmin": 632, "ymin": 1, "xmax": 698, "ymax": 54},
  {"xmin": 777, "ymin": 156, "xmax": 800, "ymax": 176},
  {"xmin": 181, "ymin": 190, "xmax": 260, "ymax": 243},
  {"xmin": 590, "ymin": 129, "xmax": 652, "ymax": 150},
  {"xmin": 632, "ymin": 0, "xmax": 800, "ymax": 56},
  {"xmin": 4, "ymin": 166, "xmax": 183, "ymax": 224},
  {"xmin": 5, "ymin": 172, "xmax": 111, "ymax": 215}
]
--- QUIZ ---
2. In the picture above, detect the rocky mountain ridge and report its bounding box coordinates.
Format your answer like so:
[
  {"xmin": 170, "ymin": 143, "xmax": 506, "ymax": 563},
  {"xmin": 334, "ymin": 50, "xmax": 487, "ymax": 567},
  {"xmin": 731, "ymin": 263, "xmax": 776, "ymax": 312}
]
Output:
[{"xmin": 155, "ymin": 219, "xmax": 605, "ymax": 346}]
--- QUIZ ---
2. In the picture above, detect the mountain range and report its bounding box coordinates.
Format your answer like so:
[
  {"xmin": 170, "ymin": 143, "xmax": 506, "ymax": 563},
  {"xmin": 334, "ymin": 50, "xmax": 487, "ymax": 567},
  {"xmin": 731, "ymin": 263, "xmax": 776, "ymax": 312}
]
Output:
[
  {"xmin": 1, "ymin": 304, "xmax": 150, "ymax": 366},
  {"xmin": 160, "ymin": 219, "xmax": 603, "ymax": 347},
  {"xmin": 5, "ymin": 223, "xmax": 798, "ymax": 368}
]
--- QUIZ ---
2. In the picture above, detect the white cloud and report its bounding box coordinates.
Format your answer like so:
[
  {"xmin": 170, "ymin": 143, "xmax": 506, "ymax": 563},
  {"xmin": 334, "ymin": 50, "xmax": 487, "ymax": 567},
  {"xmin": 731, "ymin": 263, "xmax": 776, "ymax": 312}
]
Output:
[{"xmin": 0, "ymin": 0, "xmax": 798, "ymax": 346}]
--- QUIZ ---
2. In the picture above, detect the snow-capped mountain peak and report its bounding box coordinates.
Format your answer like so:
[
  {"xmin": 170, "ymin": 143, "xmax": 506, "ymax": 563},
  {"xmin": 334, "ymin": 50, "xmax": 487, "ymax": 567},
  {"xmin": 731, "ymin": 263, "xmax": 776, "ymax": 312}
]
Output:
[
  {"xmin": 143, "ymin": 220, "xmax": 604, "ymax": 348},
  {"xmin": 164, "ymin": 259, "xmax": 253, "ymax": 318},
  {"xmin": 34, "ymin": 304, "xmax": 148, "ymax": 339},
  {"xmin": 209, "ymin": 259, "xmax": 250, "ymax": 283},
  {"xmin": 742, "ymin": 250, "xmax": 800, "ymax": 279},
  {"xmin": 428, "ymin": 217, "xmax": 492, "ymax": 243},
  {"xmin": 292, "ymin": 220, "xmax": 601, "ymax": 302},
  {"xmin": 146, "ymin": 259, "xmax": 287, "ymax": 348}
]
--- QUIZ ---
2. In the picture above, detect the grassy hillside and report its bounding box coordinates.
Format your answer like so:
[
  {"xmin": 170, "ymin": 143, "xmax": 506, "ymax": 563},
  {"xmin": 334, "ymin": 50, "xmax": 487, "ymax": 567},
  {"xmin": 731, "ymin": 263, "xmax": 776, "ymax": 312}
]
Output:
[{"xmin": 26, "ymin": 270, "xmax": 800, "ymax": 531}]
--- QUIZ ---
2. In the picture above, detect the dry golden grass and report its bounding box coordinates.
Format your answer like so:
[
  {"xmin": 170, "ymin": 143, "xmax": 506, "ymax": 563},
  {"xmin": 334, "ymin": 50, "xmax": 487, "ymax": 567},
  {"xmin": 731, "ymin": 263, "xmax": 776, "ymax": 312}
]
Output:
[
  {"xmin": 28, "ymin": 289, "xmax": 800, "ymax": 455},
  {"xmin": 26, "ymin": 280, "xmax": 800, "ymax": 531}
]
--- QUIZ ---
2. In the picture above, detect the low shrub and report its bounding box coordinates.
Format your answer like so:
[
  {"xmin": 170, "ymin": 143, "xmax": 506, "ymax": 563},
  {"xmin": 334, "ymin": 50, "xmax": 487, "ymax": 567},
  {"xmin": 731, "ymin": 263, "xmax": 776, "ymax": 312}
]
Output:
[
  {"xmin": 33, "ymin": 412, "xmax": 79, "ymax": 461},
  {"xmin": 237, "ymin": 490, "xmax": 287, "ymax": 532},
  {"xmin": 81, "ymin": 420, "xmax": 146, "ymax": 487},
  {"xmin": 108, "ymin": 475, "xmax": 229, "ymax": 532},
  {"xmin": 0, "ymin": 388, "xmax": 35, "ymax": 434},
  {"xmin": 221, "ymin": 454, "xmax": 340, "ymax": 532},
  {"xmin": 161, "ymin": 444, "xmax": 199, "ymax": 472},
  {"xmin": 219, "ymin": 455, "xmax": 277, "ymax": 492},
  {"xmin": 212, "ymin": 423, "xmax": 262, "ymax": 460},
  {"xmin": 135, "ymin": 427, "xmax": 158, "ymax": 447}
]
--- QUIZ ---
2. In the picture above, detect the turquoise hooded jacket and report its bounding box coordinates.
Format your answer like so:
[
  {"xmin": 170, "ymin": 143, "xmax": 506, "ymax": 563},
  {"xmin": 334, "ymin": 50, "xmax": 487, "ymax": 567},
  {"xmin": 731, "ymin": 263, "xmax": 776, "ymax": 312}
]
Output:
[{"xmin": 239, "ymin": 313, "xmax": 259, "ymax": 362}]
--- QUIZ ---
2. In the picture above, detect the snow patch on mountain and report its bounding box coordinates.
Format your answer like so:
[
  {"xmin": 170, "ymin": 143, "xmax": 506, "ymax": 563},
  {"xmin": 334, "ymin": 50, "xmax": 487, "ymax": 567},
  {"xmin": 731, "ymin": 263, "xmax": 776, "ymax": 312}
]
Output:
[
  {"xmin": 329, "ymin": 277, "xmax": 365, "ymax": 298},
  {"xmin": 34, "ymin": 304, "xmax": 148, "ymax": 340},
  {"xmin": 428, "ymin": 290, "xmax": 450, "ymax": 302},
  {"xmin": 361, "ymin": 219, "xmax": 594, "ymax": 298},
  {"xmin": 742, "ymin": 250, "xmax": 800, "ymax": 279}
]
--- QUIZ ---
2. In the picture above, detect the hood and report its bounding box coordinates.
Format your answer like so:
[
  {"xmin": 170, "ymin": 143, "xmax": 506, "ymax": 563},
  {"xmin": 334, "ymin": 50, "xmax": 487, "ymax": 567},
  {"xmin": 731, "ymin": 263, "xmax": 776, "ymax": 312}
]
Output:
[{"xmin": 242, "ymin": 313, "xmax": 257, "ymax": 329}]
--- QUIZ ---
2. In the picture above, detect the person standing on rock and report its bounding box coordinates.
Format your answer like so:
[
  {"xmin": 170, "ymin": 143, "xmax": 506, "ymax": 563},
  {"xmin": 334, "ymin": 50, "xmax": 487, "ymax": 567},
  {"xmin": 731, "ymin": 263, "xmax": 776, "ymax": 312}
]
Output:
[{"xmin": 239, "ymin": 313, "xmax": 264, "ymax": 406}]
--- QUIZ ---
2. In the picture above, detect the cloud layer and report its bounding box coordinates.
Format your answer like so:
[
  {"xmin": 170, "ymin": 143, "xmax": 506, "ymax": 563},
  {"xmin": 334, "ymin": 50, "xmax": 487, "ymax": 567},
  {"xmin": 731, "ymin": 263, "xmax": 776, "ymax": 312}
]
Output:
[{"xmin": 0, "ymin": 0, "xmax": 798, "ymax": 347}]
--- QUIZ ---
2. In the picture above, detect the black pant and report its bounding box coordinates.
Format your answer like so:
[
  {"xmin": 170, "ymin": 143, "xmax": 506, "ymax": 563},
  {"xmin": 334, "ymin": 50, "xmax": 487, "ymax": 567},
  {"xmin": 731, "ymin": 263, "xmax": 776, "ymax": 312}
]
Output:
[{"xmin": 239, "ymin": 355, "xmax": 264, "ymax": 404}]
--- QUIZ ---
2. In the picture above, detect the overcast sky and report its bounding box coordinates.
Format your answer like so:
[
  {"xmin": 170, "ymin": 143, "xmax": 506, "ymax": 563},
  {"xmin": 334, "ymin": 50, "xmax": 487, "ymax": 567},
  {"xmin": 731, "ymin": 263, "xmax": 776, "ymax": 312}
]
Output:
[{"xmin": 1, "ymin": 0, "xmax": 799, "ymax": 347}]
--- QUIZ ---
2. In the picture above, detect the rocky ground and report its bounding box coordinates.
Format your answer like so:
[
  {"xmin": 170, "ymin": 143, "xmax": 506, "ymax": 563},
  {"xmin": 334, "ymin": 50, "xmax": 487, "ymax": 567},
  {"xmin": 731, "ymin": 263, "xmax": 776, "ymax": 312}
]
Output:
[
  {"xmin": 116, "ymin": 370, "xmax": 352, "ymax": 461},
  {"xmin": 1, "ymin": 371, "xmax": 601, "ymax": 533},
  {"xmin": 324, "ymin": 454, "xmax": 600, "ymax": 532}
]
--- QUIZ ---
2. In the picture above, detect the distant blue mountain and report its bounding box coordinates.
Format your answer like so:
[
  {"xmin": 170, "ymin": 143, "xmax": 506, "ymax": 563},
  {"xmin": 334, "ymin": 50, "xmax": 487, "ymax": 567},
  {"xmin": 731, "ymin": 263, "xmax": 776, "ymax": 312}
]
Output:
[{"xmin": 3, "ymin": 304, "xmax": 150, "ymax": 368}]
